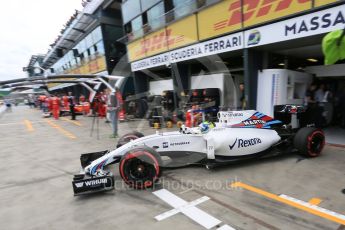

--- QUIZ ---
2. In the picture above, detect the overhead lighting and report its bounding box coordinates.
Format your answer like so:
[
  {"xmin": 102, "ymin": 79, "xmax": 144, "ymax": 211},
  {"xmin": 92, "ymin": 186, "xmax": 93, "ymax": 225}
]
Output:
[
  {"xmin": 307, "ymin": 58, "xmax": 318, "ymax": 62},
  {"xmin": 278, "ymin": 63, "xmax": 285, "ymax": 66}
]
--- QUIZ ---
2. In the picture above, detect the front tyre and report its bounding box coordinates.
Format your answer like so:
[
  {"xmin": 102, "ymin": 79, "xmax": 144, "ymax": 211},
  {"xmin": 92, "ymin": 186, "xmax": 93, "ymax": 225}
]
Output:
[
  {"xmin": 293, "ymin": 127, "xmax": 325, "ymax": 157},
  {"xmin": 119, "ymin": 147, "xmax": 162, "ymax": 189}
]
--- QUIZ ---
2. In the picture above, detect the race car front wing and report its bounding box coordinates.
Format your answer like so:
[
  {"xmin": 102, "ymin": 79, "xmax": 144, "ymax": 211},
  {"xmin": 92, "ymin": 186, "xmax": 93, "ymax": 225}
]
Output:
[
  {"xmin": 72, "ymin": 150, "xmax": 115, "ymax": 195},
  {"xmin": 72, "ymin": 174, "xmax": 114, "ymax": 196}
]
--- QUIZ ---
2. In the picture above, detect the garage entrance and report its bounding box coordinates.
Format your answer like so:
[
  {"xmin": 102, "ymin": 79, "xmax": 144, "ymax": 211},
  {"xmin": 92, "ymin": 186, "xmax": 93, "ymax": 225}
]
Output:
[
  {"xmin": 305, "ymin": 64, "xmax": 345, "ymax": 145},
  {"xmin": 251, "ymin": 34, "xmax": 345, "ymax": 145}
]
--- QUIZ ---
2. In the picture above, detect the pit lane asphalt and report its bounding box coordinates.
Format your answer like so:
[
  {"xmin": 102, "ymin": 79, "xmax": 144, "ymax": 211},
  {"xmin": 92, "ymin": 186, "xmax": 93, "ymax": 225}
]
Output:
[{"xmin": 0, "ymin": 106, "xmax": 344, "ymax": 230}]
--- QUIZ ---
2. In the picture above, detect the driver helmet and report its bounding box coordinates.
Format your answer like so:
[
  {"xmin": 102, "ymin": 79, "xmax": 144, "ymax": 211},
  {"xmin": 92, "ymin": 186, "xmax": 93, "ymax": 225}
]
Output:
[{"xmin": 199, "ymin": 122, "xmax": 210, "ymax": 133}]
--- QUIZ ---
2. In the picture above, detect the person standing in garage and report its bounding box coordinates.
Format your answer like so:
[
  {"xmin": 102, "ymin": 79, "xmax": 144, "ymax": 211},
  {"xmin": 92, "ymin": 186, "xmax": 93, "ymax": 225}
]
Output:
[
  {"xmin": 315, "ymin": 83, "xmax": 325, "ymax": 103},
  {"xmin": 305, "ymin": 83, "xmax": 323, "ymax": 127},
  {"xmin": 106, "ymin": 88, "xmax": 119, "ymax": 138},
  {"xmin": 68, "ymin": 91, "xmax": 76, "ymax": 120},
  {"xmin": 239, "ymin": 83, "xmax": 246, "ymax": 110}
]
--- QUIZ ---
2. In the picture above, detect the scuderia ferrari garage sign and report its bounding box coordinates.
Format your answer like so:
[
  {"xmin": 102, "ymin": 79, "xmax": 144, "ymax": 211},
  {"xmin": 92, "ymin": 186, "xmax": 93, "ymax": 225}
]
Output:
[
  {"xmin": 244, "ymin": 5, "xmax": 345, "ymax": 48},
  {"xmin": 131, "ymin": 32, "xmax": 243, "ymax": 71},
  {"xmin": 131, "ymin": 5, "xmax": 344, "ymax": 71}
]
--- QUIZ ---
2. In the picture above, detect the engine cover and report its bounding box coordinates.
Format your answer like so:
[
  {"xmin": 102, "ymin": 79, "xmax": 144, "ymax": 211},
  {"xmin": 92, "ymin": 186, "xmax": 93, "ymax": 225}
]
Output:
[{"xmin": 206, "ymin": 127, "xmax": 281, "ymax": 157}]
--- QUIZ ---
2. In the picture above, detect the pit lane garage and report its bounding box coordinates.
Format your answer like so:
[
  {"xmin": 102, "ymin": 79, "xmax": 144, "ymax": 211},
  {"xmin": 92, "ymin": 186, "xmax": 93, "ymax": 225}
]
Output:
[{"xmin": 247, "ymin": 28, "xmax": 345, "ymax": 146}]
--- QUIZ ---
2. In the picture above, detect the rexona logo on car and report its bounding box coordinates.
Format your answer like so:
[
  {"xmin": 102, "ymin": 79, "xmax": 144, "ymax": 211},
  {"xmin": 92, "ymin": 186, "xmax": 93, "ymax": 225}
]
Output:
[
  {"xmin": 214, "ymin": 0, "xmax": 311, "ymax": 30},
  {"xmin": 229, "ymin": 138, "xmax": 262, "ymax": 150}
]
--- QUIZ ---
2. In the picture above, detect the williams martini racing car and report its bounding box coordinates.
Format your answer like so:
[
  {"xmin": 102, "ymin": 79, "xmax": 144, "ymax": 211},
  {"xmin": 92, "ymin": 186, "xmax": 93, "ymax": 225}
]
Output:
[{"xmin": 72, "ymin": 105, "xmax": 325, "ymax": 195}]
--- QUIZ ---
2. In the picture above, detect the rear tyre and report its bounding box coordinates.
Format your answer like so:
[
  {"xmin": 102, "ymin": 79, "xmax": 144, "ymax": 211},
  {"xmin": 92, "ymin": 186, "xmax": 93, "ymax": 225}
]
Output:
[
  {"xmin": 293, "ymin": 127, "xmax": 325, "ymax": 157},
  {"xmin": 117, "ymin": 131, "xmax": 144, "ymax": 148},
  {"xmin": 119, "ymin": 147, "xmax": 162, "ymax": 189}
]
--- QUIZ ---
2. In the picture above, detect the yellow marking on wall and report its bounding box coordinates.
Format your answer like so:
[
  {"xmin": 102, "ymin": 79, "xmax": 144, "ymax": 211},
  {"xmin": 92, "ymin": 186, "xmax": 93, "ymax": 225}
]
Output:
[
  {"xmin": 142, "ymin": 28, "xmax": 169, "ymax": 58},
  {"xmin": 314, "ymin": 0, "xmax": 339, "ymax": 7},
  {"xmin": 198, "ymin": 0, "xmax": 241, "ymax": 40},
  {"xmin": 128, "ymin": 38, "xmax": 146, "ymax": 62},
  {"xmin": 167, "ymin": 14, "xmax": 198, "ymax": 50},
  {"xmin": 24, "ymin": 119, "xmax": 34, "ymax": 132},
  {"xmin": 243, "ymin": 0, "xmax": 312, "ymax": 27},
  {"xmin": 231, "ymin": 182, "xmax": 345, "ymax": 225},
  {"xmin": 45, "ymin": 120, "xmax": 77, "ymax": 139}
]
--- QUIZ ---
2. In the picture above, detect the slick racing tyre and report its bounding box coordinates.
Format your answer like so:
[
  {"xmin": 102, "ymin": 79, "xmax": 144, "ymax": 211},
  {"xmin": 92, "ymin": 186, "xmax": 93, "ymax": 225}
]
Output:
[
  {"xmin": 293, "ymin": 127, "xmax": 325, "ymax": 157},
  {"xmin": 119, "ymin": 147, "xmax": 162, "ymax": 189},
  {"xmin": 116, "ymin": 131, "xmax": 144, "ymax": 148}
]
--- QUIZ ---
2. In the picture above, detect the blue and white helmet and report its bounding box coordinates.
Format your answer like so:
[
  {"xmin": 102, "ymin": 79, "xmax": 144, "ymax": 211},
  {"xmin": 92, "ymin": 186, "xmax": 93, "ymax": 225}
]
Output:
[{"xmin": 199, "ymin": 122, "xmax": 210, "ymax": 133}]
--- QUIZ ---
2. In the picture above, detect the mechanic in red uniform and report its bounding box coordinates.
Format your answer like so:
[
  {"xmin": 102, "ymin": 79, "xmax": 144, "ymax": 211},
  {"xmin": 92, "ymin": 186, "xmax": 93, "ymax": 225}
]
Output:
[
  {"xmin": 79, "ymin": 95, "xmax": 85, "ymax": 103},
  {"xmin": 115, "ymin": 89, "xmax": 125, "ymax": 121},
  {"xmin": 185, "ymin": 109, "xmax": 192, "ymax": 127},
  {"xmin": 51, "ymin": 96, "xmax": 60, "ymax": 120},
  {"xmin": 98, "ymin": 92, "xmax": 106, "ymax": 118},
  {"xmin": 185, "ymin": 105, "xmax": 202, "ymax": 127},
  {"xmin": 101, "ymin": 89, "xmax": 111, "ymax": 122},
  {"xmin": 62, "ymin": 95, "xmax": 69, "ymax": 112},
  {"xmin": 79, "ymin": 95, "xmax": 86, "ymax": 115}
]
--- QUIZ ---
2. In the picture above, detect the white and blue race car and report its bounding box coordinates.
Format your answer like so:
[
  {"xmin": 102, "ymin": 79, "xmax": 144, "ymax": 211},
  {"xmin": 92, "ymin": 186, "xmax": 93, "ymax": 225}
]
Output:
[{"xmin": 72, "ymin": 105, "xmax": 325, "ymax": 195}]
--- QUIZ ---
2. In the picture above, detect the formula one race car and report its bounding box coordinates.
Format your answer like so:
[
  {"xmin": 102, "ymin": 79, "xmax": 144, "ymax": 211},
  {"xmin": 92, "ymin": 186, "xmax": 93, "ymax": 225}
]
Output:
[{"xmin": 72, "ymin": 105, "xmax": 325, "ymax": 195}]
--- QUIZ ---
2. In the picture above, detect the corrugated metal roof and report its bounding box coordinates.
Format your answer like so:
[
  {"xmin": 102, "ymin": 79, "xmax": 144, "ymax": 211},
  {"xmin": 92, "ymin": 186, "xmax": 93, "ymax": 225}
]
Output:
[{"xmin": 41, "ymin": 0, "xmax": 104, "ymax": 69}]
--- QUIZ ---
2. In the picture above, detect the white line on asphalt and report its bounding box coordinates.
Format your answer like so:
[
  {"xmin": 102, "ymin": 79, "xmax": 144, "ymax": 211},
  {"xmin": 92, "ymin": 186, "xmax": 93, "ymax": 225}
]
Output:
[
  {"xmin": 279, "ymin": 194, "xmax": 345, "ymax": 221},
  {"xmin": 153, "ymin": 189, "xmax": 222, "ymax": 229},
  {"xmin": 217, "ymin": 225, "xmax": 236, "ymax": 230},
  {"xmin": 155, "ymin": 196, "xmax": 210, "ymax": 221}
]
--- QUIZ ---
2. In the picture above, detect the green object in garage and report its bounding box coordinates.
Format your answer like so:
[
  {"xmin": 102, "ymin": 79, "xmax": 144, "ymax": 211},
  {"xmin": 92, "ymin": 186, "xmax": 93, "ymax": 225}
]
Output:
[{"xmin": 322, "ymin": 29, "xmax": 345, "ymax": 65}]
